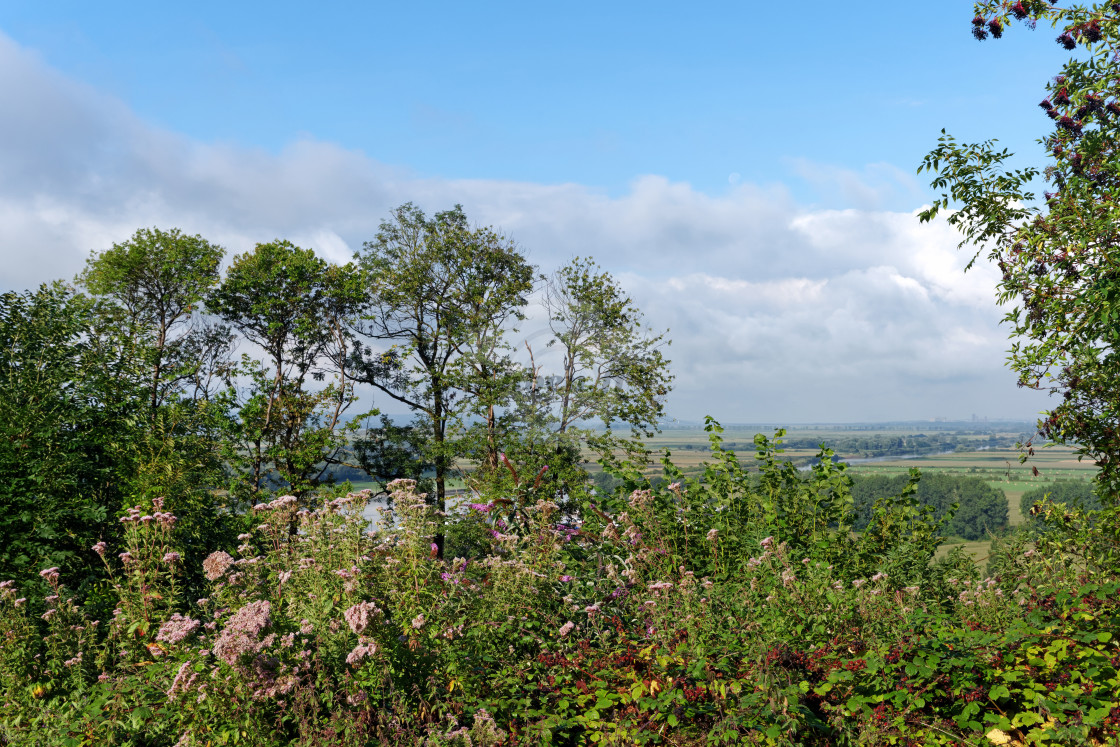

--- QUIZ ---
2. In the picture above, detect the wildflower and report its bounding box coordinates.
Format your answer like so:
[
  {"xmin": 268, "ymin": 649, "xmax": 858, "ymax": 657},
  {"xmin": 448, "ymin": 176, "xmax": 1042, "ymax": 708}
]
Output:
[
  {"xmin": 468, "ymin": 502, "xmax": 493, "ymax": 513},
  {"xmin": 870, "ymin": 571, "xmax": 887, "ymax": 583},
  {"xmin": 344, "ymin": 636, "xmax": 376, "ymax": 667},
  {"xmin": 163, "ymin": 552, "xmax": 181, "ymax": 564},
  {"xmin": 157, "ymin": 613, "xmax": 201, "ymax": 645},
  {"xmin": 344, "ymin": 601, "xmax": 380, "ymax": 635},
  {"xmin": 706, "ymin": 528, "xmax": 719, "ymax": 543},
  {"xmin": 559, "ymin": 621, "xmax": 575, "ymax": 637},
  {"xmin": 98, "ymin": 672, "xmax": 109, "ymax": 682},
  {"xmin": 852, "ymin": 579, "xmax": 866, "ymax": 588},
  {"xmin": 560, "ymin": 575, "xmax": 573, "ymax": 582},
  {"xmin": 202, "ymin": 551, "xmax": 234, "ymax": 581},
  {"xmin": 212, "ymin": 600, "xmax": 272, "ymax": 668},
  {"xmin": 278, "ymin": 571, "xmax": 291, "ymax": 585},
  {"xmin": 119, "ymin": 552, "xmax": 135, "ymax": 564},
  {"xmin": 411, "ymin": 614, "xmax": 426, "ymax": 629},
  {"xmin": 430, "ymin": 543, "xmax": 439, "ymax": 558},
  {"xmin": 38, "ymin": 567, "xmax": 60, "ymax": 584},
  {"xmin": 92, "ymin": 542, "xmax": 108, "ymax": 557},
  {"xmin": 760, "ymin": 536, "xmax": 774, "ymax": 549},
  {"xmin": 15, "ymin": 598, "xmax": 26, "ymax": 607},
  {"xmin": 167, "ymin": 661, "xmax": 198, "ymax": 701},
  {"xmin": 237, "ymin": 533, "xmax": 252, "ymax": 541},
  {"xmin": 627, "ymin": 489, "xmax": 653, "ymax": 508}
]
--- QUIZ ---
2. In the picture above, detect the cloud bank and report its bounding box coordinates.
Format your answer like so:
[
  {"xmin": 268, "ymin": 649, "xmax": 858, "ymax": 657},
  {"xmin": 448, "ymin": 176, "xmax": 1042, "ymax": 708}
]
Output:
[{"xmin": 0, "ymin": 32, "xmax": 1048, "ymax": 423}]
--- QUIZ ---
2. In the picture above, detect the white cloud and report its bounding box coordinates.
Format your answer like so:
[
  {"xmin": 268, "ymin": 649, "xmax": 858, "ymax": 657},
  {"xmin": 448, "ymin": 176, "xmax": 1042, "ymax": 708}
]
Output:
[{"xmin": 0, "ymin": 30, "xmax": 1050, "ymax": 422}]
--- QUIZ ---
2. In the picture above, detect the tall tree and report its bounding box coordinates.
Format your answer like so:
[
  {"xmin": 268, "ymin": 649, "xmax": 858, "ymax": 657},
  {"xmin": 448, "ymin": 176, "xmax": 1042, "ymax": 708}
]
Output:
[
  {"xmin": 920, "ymin": 0, "xmax": 1120, "ymax": 497},
  {"xmin": 0, "ymin": 284, "xmax": 145, "ymax": 584},
  {"xmin": 78, "ymin": 227, "xmax": 227, "ymax": 415},
  {"xmin": 351, "ymin": 203, "xmax": 535, "ymax": 518},
  {"xmin": 494, "ymin": 258, "xmax": 672, "ymax": 509},
  {"xmin": 207, "ymin": 241, "xmax": 368, "ymax": 498},
  {"xmin": 541, "ymin": 257, "xmax": 672, "ymax": 439}
]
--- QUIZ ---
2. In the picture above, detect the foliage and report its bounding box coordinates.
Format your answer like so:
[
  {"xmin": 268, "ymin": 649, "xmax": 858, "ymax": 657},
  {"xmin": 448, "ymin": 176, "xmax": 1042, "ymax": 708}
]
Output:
[
  {"xmin": 851, "ymin": 472, "xmax": 1010, "ymax": 541},
  {"xmin": 3, "ymin": 428, "xmax": 1119, "ymax": 746},
  {"xmin": 351, "ymin": 203, "xmax": 535, "ymax": 515},
  {"xmin": 207, "ymin": 240, "xmax": 369, "ymax": 499},
  {"xmin": 351, "ymin": 413, "xmax": 436, "ymax": 497},
  {"xmin": 919, "ymin": 0, "xmax": 1120, "ymax": 497},
  {"xmin": 78, "ymin": 226, "xmax": 227, "ymax": 414},
  {"xmin": 0, "ymin": 284, "xmax": 144, "ymax": 587},
  {"xmin": 1020, "ymin": 479, "xmax": 1102, "ymax": 526}
]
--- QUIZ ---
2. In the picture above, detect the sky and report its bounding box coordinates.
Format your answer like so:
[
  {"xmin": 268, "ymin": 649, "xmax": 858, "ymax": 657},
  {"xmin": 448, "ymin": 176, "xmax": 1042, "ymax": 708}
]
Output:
[{"xmin": 0, "ymin": 2, "xmax": 1074, "ymax": 423}]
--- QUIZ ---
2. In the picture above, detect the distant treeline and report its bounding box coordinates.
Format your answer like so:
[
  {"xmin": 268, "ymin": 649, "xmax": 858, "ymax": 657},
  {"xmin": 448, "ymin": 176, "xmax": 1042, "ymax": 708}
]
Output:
[
  {"xmin": 1019, "ymin": 480, "xmax": 1101, "ymax": 525},
  {"xmin": 850, "ymin": 472, "xmax": 1009, "ymax": 541},
  {"xmin": 669, "ymin": 432, "xmax": 1027, "ymax": 460}
]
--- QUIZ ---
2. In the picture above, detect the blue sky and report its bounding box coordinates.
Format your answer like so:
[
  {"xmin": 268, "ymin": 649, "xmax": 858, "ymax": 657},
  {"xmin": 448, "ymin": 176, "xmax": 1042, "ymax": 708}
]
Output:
[{"xmin": 0, "ymin": 2, "xmax": 1071, "ymax": 422}]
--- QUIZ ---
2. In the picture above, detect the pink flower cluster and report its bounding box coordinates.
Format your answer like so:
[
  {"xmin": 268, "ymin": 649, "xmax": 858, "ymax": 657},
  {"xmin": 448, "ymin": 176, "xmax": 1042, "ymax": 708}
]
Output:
[
  {"xmin": 346, "ymin": 640, "xmax": 378, "ymax": 666},
  {"xmin": 156, "ymin": 613, "xmax": 201, "ymax": 645},
  {"xmin": 212, "ymin": 600, "xmax": 272, "ymax": 668},
  {"xmin": 343, "ymin": 601, "xmax": 380, "ymax": 635},
  {"xmin": 202, "ymin": 551, "xmax": 234, "ymax": 581},
  {"xmin": 166, "ymin": 660, "xmax": 198, "ymax": 701}
]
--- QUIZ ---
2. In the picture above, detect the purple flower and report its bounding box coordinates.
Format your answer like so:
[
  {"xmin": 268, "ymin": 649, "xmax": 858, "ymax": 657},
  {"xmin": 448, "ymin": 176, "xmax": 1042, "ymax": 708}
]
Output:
[
  {"xmin": 346, "ymin": 641, "xmax": 377, "ymax": 666},
  {"xmin": 162, "ymin": 552, "xmax": 181, "ymax": 564},
  {"xmin": 344, "ymin": 601, "xmax": 380, "ymax": 635},
  {"xmin": 156, "ymin": 613, "xmax": 201, "ymax": 645},
  {"xmin": 560, "ymin": 575, "xmax": 574, "ymax": 583},
  {"xmin": 212, "ymin": 600, "xmax": 271, "ymax": 667},
  {"xmin": 559, "ymin": 621, "xmax": 575, "ymax": 637},
  {"xmin": 202, "ymin": 551, "xmax": 234, "ymax": 581},
  {"xmin": 38, "ymin": 567, "xmax": 60, "ymax": 584},
  {"xmin": 92, "ymin": 542, "xmax": 108, "ymax": 557}
]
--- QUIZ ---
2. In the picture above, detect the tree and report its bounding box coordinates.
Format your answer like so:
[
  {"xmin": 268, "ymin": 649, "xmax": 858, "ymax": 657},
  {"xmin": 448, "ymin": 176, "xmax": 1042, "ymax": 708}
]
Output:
[
  {"xmin": 351, "ymin": 203, "xmax": 535, "ymax": 518},
  {"xmin": 508, "ymin": 257, "xmax": 672, "ymax": 506},
  {"xmin": 207, "ymin": 241, "xmax": 368, "ymax": 499},
  {"xmin": 920, "ymin": 0, "xmax": 1120, "ymax": 497},
  {"xmin": 0, "ymin": 284, "xmax": 147, "ymax": 585},
  {"xmin": 78, "ymin": 227, "xmax": 227, "ymax": 416},
  {"xmin": 542, "ymin": 257, "xmax": 671, "ymax": 436}
]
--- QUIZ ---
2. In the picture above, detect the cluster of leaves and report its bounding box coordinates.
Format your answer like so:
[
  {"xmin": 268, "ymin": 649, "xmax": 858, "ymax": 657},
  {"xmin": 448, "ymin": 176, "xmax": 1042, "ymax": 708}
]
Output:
[{"xmin": 921, "ymin": 0, "xmax": 1120, "ymax": 497}]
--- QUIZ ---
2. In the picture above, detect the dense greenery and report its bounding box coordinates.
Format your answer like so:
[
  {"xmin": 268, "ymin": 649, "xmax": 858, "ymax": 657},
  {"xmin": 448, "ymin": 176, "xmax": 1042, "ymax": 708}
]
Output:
[
  {"xmin": 3, "ymin": 426, "xmax": 1120, "ymax": 745},
  {"xmin": 851, "ymin": 473, "xmax": 1009, "ymax": 541}
]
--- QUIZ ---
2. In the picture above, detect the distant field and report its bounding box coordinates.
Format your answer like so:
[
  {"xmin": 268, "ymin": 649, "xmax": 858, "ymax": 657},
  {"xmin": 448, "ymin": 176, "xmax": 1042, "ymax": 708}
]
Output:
[{"xmin": 629, "ymin": 427, "xmax": 1099, "ymax": 538}]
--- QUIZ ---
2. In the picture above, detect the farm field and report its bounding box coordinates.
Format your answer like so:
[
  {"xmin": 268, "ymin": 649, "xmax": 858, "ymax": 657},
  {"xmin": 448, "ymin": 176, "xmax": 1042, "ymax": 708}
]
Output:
[{"xmin": 630, "ymin": 425, "xmax": 1099, "ymax": 535}]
